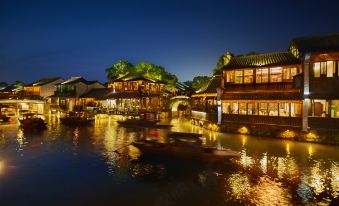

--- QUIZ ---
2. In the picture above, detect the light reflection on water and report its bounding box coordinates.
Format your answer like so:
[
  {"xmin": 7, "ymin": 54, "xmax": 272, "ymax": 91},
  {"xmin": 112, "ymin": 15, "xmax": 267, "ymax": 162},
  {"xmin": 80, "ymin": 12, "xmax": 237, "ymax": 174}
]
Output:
[{"xmin": 0, "ymin": 116, "xmax": 338, "ymax": 205}]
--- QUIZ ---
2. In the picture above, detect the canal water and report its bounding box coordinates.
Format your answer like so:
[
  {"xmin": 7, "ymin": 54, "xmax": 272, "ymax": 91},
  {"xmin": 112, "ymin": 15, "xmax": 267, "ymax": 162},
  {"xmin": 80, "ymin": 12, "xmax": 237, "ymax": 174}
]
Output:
[{"xmin": 0, "ymin": 116, "xmax": 338, "ymax": 206}]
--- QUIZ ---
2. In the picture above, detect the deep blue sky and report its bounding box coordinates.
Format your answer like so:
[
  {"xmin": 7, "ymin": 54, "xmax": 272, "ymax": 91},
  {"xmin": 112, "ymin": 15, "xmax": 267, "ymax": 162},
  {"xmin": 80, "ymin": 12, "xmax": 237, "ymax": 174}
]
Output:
[{"xmin": 1, "ymin": 0, "xmax": 339, "ymax": 84}]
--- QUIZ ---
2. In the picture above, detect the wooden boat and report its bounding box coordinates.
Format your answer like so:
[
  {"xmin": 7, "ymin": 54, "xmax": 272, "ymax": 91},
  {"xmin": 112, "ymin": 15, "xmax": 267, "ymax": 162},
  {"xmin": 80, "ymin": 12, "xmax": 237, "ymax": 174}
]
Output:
[
  {"xmin": 60, "ymin": 112, "xmax": 94, "ymax": 125},
  {"xmin": 117, "ymin": 119, "xmax": 173, "ymax": 129},
  {"xmin": 19, "ymin": 113, "xmax": 47, "ymax": 130},
  {"xmin": 168, "ymin": 132, "xmax": 203, "ymax": 139},
  {"xmin": 132, "ymin": 139, "xmax": 240, "ymax": 162}
]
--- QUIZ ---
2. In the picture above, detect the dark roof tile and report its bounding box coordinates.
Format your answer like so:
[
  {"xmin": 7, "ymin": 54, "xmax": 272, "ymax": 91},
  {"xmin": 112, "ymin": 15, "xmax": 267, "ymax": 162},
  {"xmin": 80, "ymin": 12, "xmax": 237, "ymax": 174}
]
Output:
[{"xmin": 222, "ymin": 52, "xmax": 300, "ymax": 70}]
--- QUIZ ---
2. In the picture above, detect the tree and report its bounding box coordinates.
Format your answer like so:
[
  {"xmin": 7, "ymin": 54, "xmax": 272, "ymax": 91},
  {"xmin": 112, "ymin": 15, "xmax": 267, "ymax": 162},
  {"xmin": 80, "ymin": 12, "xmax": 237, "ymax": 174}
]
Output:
[
  {"xmin": 212, "ymin": 52, "xmax": 234, "ymax": 75},
  {"xmin": 106, "ymin": 60, "xmax": 134, "ymax": 81},
  {"xmin": 106, "ymin": 60, "xmax": 178, "ymax": 92},
  {"xmin": 187, "ymin": 76, "xmax": 211, "ymax": 90}
]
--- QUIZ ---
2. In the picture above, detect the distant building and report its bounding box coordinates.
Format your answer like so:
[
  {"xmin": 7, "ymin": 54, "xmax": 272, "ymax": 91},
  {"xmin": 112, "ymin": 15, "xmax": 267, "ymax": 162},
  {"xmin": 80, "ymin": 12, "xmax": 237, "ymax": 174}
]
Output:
[
  {"xmin": 24, "ymin": 77, "xmax": 64, "ymax": 99},
  {"xmin": 50, "ymin": 77, "xmax": 104, "ymax": 111}
]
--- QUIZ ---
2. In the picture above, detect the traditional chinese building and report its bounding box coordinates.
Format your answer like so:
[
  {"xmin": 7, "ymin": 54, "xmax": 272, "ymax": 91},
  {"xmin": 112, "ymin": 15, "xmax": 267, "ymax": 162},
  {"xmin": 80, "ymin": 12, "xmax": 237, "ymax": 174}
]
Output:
[
  {"xmin": 79, "ymin": 88, "xmax": 110, "ymax": 112},
  {"xmin": 289, "ymin": 33, "xmax": 339, "ymax": 130},
  {"xmin": 220, "ymin": 52, "xmax": 303, "ymax": 133},
  {"xmin": 24, "ymin": 77, "xmax": 64, "ymax": 99},
  {"xmin": 191, "ymin": 74, "xmax": 222, "ymax": 128},
  {"xmin": 50, "ymin": 77, "xmax": 104, "ymax": 112},
  {"xmin": 196, "ymin": 33, "xmax": 339, "ymax": 139},
  {"xmin": 106, "ymin": 73, "xmax": 166, "ymax": 114}
]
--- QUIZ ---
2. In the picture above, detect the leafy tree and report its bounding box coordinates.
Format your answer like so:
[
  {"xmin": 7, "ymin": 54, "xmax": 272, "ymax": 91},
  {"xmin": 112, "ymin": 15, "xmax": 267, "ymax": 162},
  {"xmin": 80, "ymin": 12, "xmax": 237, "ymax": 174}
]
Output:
[
  {"xmin": 106, "ymin": 60, "xmax": 134, "ymax": 81},
  {"xmin": 185, "ymin": 76, "xmax": 211, "ymax": 91},
  {"xmin": 213, "ymin": 52, "xmax": 234, "ymax": 75},
  {"xmin": 106, "ymin": 60, "xmax": 178, "ymax": 91},
  {"xmin": 13, "ymin": 80, "xmax": 24, "ymax": 88}
]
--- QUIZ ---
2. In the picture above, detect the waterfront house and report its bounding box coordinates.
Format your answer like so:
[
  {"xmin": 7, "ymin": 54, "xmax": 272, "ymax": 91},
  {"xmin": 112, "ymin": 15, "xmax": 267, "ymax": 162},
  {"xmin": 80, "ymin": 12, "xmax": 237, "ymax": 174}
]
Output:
[
  {"xmin": 220, "ymin": 51, "xmax": 302, "ymax": 133},
  {"xmin": 191, "ymin": 74, "xmax": 222, "ymax": 128},
  {"xmin": 106, "ymin": 73, "xmax": 166, "ymax": 114},
  {"xmin": 50, "ymin": 77, "xmax": 104, "ymax": 112},
  {"xmin": 194, "ymin": 33, "xmax": 339, "ymax": 140},
  {"xmin": 79, "ymin": 88, "xmax": 111, "ymax": 112},
  {"xmin": 24, "ymin": 77, "xmax": 64, "ymax": 99},
  {"xmin": 289, "ymin": 33, "xmax": 339, "ymax": 130}
]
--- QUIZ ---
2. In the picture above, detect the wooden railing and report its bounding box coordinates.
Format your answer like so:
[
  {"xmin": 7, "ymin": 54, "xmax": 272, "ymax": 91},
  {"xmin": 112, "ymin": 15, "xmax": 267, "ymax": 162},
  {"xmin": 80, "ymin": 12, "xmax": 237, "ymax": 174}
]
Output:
[
  {"xmin": 222, "ymin": 114, "xmax": 301, "ymax": 127},
  {"xmin": 223, "ymin": 82, "xmax": 296, "ymax": 91},
  {"xmin": 309, "ymin": 117, "xmax": 339, "ymax": 130}
]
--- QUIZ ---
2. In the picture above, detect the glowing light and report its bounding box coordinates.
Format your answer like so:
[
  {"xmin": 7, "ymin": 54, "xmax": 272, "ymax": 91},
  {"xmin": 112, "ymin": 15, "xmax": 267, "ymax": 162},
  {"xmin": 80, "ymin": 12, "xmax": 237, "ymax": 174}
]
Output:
[
  {"xmin": 238, "ymin": 126, "xmax": 249, "ymax": 135},
  {"xmin": 0, "ymin": 161, "xmax": 4, "ymax": 175},
  {"xmin": 306, "ymin": 132, "xmax": 318, "ymax": 141},
  {"xmin": 281, "ymin": 130, "xmax": 295, "ymax": 139}
]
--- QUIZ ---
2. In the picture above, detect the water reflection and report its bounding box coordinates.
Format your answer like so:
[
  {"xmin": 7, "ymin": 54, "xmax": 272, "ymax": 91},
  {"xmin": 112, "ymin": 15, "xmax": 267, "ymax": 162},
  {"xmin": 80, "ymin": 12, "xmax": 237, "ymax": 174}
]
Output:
[
  {"xmin": 0, "ymin": 160, "xmax": 4, "ymax": 175},
  {"xmin": 0, "ymin": 116, "xmax": 338, "ymax": 205}
]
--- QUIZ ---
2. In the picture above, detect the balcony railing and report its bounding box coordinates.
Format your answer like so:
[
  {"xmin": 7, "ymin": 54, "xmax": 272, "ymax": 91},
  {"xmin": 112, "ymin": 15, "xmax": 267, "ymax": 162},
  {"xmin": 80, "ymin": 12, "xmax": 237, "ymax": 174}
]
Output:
[
  {"xmin": 309, "ymin": 117, "xmax": 339, "ymax": 130},
  {"xmin": 222, "ymin": 114, "xmax": 301, "ymax": 127},
  {"xmin": 223, "ymin": 82, "xmax": 298, "ymax": 91}
]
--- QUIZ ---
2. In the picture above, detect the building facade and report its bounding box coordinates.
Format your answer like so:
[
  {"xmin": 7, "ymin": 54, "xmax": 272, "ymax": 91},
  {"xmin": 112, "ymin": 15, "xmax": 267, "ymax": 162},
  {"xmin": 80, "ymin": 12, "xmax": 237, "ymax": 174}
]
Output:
[
  {"xmin": 192, "ymin": 33, "xmax": 339, "ymax": 141},
  {"xmin": 24, "ymin": 77, "xmax": 64, "ymax": 99},
  {"xmin": 106, "ymin": 73, "xmax": 166, "ymax": 114},
  {"xmin": 50, "ymin": 77, "xmax": 104, "ymax": 112}
]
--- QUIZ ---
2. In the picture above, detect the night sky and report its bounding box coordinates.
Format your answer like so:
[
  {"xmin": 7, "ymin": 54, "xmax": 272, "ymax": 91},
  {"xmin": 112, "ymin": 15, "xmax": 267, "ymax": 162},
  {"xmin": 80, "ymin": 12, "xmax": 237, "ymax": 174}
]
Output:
[{"xmin": 1, "ymin": 0, "xmax": 339, "ymax": 84}]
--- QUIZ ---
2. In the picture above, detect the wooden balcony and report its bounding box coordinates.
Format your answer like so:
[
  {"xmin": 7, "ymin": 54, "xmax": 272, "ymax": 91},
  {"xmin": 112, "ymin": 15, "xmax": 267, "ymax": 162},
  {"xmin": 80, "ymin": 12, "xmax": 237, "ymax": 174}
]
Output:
[
  {"xmin": 223, "ymin": 82, "xmax": 297, "ymax": 92},
  {"xmin": 222, "ymin": 114, "xmax": 301, "ymax": 127}
]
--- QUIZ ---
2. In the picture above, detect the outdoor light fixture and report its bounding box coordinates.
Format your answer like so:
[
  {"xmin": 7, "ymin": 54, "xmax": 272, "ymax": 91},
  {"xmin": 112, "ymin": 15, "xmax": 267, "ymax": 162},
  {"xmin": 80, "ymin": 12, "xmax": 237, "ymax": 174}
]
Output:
[{"xmin": 238, "ymin": 126, "xmax": 249, "ymax": 134}]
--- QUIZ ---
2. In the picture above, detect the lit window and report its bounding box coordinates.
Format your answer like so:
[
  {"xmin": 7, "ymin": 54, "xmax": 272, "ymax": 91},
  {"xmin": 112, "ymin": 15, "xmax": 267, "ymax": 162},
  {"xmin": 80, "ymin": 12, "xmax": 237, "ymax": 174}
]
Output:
[
  {"xmin": 256, "ymin": 68, "xmax": 269, "ymax": 83},
  {"xmin": 226, "ymin": 71, "xmax": 234, "ymax": 83},
  {"xmin": 247, "ymin": 103, "xmax": 253, "ymax": 115},
  {"xmin": 270, "ymin": 67, "xmax": 283, "ymax": 82},
  {"xmin": 234, "ymin": 70, "xmax": 243, "ymax": 84},
  {"xmin": 259, "ymin": 103, "xmax": 268, "ymax": 116},
  {"xmin": 291, "ymin": 103, "xmax": 302, "ymax": 117},
  {"xmin": 283, "ymin": 67, "xmax": 298, "ymax": 80},
  {"xmin": 283, "ymin": 68, "xmax": 291, "ymax": 80},
  {"xmin": 313, "ymin": 62, "xmax": 320, "ymax": 77},
  {"xmin": 268, "ymin": 103, "xmax": 278, "ymax": 116},
  {"xmin": 327, "ymin": 61, "xmax": 334, "ymax": 77},
  {"xmin": 239, "ymin": 103, "xmax": 247, "ymax": 114},
  {"xmin": 279, "ymin": 103, "xmax": 290, "ymax": 117},
  {"xmin": 244, "ymin": 69, "xmax": 253, "ymax": 83},
  {"xmin": 330, "ymin": 100, "xmax": 339, "ymax": 118},
  {"xmin": 231, "ymin": 103, "xmax": 239, "ymax": 114}
]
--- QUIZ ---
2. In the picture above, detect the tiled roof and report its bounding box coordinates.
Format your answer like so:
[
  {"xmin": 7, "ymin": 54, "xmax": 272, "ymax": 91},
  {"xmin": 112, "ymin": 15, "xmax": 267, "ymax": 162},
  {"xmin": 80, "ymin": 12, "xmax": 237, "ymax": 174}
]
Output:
[
  {"xmin": 222, "ymin": 52, "xmax": 300, "ymax": 70},
  {"xmin": 26, "ymin": 77, "xmax": 63, "ymax": 86},
  {"xmin": 80, "ymin": 88, "xmax": 111, "ymax": 100},
  {"xmin": 113, "ymin": 73, "xmax": 165, "ymax": 83},
  {"xmin": 58, "ymin": 77, "xmax": 100, "ymax": 85},
  {"xmin": 195, "ymin": 75, "xmax": 222, "ymax": 94},
  {"xmin": 289, "ymin": 33, "xmax": 339, "ymax": 55}
]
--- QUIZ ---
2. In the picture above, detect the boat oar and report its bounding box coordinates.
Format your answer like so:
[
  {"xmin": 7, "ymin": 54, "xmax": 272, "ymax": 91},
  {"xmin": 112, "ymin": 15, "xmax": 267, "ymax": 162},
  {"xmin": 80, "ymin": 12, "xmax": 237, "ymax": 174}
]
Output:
[{"xmin": 113, "ymin": 143, "xmax": 132, "ymax": 154}]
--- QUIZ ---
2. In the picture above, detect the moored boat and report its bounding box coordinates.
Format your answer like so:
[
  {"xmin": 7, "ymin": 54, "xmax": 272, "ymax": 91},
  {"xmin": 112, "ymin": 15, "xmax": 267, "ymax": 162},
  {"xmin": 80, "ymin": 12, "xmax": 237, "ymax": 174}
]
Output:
[
  {"xmin": 132, "ymin": 139, "xmax": 240, "ymax": 162},
  {"xmin": 19, "ymin": 113, "xmax": 47, "ymax": 130},
  {"xmin": 117, "ymin": 119, "xmax": 172, "ymax": 129}
]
